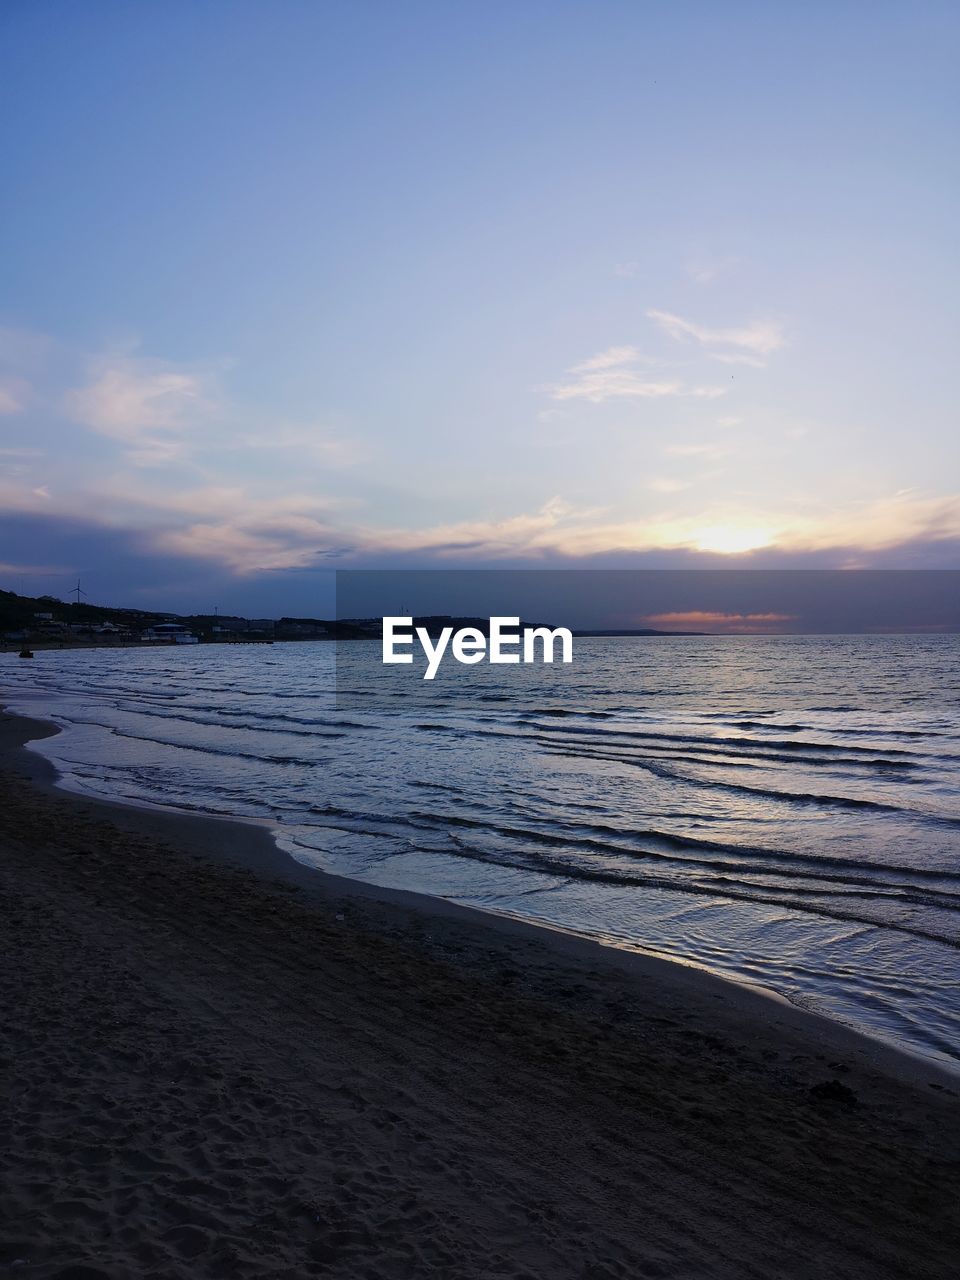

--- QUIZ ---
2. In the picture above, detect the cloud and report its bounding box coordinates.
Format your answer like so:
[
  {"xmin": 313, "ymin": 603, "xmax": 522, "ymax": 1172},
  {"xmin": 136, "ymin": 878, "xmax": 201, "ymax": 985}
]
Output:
[
  {"xmin": 545, "ymin": 346, "xmax": 727, "ymax": 403},
  {"xmin": 545, "ymin": 305, "xmax": 780, "ymax": 405},
  {"xmin": 64, "ymin": 355, "xmax": 217, "ymax": 465},
  {"xmin": 572, "ymin": 346, "xmax": 644, "ymax": 372},
  {"xmin": 647, "ymin": 309, "xmax": 785, "ymax": 360},
  {"xmin": 66, "ymin": 362, "xmax": 208, "ymax": 436},
  {"xmin": 146, "ymin": 489, "xmax": 362, "ymax": 573},
  {"xmin": 643, "ymin": 611, "xmax": 796, "ymax": 633},
  {"xmin": 9, "ymin": 467, "xmax": 960, "ymax": 572},
  {"xmin": 3, "ymin": 419, "xmax": 960, "ymax": 590},
  {"xmin": 500, "ymin": 493, "xmax": 955, "ymax": 562},
  {"xmin": 782, "ymin": 492, "xmax": 960, "ymax": 556},
  {"xmin": 62, "ymin": 350, "xmax": 360, "ymax": 472},
  {"xmin": 359, "ymin": 498, "xmax": 593, "ymax": 562},
  {"xmin": 3, "ymin": 489, "xmax": 960, "ymax": 621},
  {"xmin": 358, "ymin": 492, "xmax": 960, "ymax": 566},
  {"xmin": 155, "ymin": 521, "xmax": 334, "ymax": 573}
]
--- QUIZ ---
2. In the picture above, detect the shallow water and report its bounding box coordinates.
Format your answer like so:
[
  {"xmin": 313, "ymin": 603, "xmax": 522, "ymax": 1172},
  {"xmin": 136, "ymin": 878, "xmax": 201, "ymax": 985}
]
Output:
[{"xmin": 3, "ymin": 634, "xmax": 959, "ymax": 1066}]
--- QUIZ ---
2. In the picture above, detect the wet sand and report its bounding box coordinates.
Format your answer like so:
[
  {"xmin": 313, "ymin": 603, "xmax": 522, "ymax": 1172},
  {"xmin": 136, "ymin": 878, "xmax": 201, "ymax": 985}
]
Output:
[{"xmin": 2, "ymin": 709, "xmax": 959, "ymax": 1279}]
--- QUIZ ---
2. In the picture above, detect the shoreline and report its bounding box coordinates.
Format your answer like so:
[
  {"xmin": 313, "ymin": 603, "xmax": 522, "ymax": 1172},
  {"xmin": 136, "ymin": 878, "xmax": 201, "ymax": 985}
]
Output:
[
  {"xmin": 6, "ymin": 702, "xmax": 957, "ymax": 1088},
  {"xmin": 3, "ymin": 705, "xmax": 960, "ymax": 1276}
]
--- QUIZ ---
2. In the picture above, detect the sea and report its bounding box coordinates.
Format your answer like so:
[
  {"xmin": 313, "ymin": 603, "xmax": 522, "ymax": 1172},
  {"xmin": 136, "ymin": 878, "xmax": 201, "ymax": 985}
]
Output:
[{"xmin": 3, "ymin": 634, "xmax": 959, "ymax": 1067}]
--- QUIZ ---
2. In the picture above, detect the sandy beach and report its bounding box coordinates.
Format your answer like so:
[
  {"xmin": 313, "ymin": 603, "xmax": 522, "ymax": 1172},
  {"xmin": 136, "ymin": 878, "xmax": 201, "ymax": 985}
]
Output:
[{"xmin": 2, "ymin": 710, "xmax": 959, "ymax": 1279}]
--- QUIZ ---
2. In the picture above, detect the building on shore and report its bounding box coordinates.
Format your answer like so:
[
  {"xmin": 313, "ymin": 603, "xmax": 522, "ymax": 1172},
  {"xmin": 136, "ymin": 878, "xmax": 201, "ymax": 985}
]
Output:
[{"xmin": 141, "ymin": 623, "xmax": 199, "ymax": 645}]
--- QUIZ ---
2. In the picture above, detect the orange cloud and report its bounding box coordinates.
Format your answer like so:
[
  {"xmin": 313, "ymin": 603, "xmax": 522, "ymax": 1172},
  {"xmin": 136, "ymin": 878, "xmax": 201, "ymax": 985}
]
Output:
[{"xmin": 643, "ymin": 611, "xmax": 796, "ymax": 633}]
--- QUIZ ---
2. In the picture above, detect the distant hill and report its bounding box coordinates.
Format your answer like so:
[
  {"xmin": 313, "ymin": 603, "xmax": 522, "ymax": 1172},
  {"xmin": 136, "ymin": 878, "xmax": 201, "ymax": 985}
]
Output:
[
  {"xmin": 0, "ymin": 590, "xmax": 707, "ymax": 643},
  {"xmin": 0, "ymin": 588, "xmax": 169, "ymax": 633},
  {"xmin": 0, "ymin": 589, "xmax": 360, "ymax": 643}
]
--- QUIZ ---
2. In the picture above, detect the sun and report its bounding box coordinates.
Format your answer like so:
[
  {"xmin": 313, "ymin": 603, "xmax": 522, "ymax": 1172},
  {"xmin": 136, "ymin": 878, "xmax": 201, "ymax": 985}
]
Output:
[{"xmin": 693, "ymin": 524, "xmax": 776, "ymax": 555}]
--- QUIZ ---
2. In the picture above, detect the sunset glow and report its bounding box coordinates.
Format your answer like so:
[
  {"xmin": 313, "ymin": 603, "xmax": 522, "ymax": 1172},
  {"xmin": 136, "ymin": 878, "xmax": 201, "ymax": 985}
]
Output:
[
  {"xmin": 0, "ymin": 4, "xmax": 956, "ymax": 613},
  {"xmin": 692, "ymin": 526, "xmax": 778, "ymax": 556}
]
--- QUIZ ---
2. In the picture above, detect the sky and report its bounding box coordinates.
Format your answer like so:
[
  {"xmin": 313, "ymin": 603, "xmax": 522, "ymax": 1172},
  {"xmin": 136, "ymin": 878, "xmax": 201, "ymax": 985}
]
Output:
[{"xmin": 1, "ymin": 1, "xmax": 958, "ymax": 617}]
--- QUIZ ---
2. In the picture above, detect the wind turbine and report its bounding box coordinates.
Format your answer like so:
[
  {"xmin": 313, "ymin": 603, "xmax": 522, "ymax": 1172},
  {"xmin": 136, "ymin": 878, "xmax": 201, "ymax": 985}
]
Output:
[{"xmin": 72, "ymin": 578, "xmax": 88, "ymax": 607}]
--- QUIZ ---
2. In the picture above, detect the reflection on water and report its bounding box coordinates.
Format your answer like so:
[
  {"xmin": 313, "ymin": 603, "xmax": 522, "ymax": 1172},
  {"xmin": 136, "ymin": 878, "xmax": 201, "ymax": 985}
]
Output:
[{"xmin": 3, "ymin": 634, "xmax": 959, "ymax": 1066}]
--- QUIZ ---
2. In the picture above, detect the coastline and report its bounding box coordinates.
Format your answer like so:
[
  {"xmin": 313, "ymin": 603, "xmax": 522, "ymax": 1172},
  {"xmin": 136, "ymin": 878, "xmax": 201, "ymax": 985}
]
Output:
[
  {"xmin": 7, "ymin": 703, "xmax": 957, "ymax": 1087},
  {"xmin": 3, "ymin": 706, "xmax": 960, "ymax": 1277}
]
